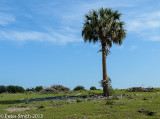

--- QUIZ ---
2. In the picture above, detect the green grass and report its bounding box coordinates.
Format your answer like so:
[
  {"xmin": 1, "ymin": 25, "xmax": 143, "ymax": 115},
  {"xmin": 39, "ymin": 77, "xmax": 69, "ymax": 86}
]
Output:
[{"xmin": 0, "ymin": 89, "xmax": 160, "ymax": 119}]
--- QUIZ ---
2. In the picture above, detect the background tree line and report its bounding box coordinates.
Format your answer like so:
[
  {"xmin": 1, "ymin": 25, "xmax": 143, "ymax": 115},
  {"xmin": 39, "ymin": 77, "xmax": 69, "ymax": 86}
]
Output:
[
  {"xmin": 0, "ymin": 85, "xmax": 100, "ymax": 94},
  {"xmin": 0, "ymin": 85, "xmax": 43, "ymax": 93}
]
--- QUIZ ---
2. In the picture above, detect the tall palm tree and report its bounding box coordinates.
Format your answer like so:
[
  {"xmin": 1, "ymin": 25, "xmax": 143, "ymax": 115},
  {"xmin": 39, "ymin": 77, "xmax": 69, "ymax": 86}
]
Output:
[{"xmin": 82, "ymin": 8, "xmax": 126, "ymax": 97}]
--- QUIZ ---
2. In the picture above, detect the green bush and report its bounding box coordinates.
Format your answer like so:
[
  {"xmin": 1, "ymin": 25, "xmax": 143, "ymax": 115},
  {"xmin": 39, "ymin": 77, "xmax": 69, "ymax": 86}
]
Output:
[
  {"xmin": 26, "ymin": 88, "xmax": 35, "ymax": 92},
  {"xmin": 38, "ymin": 105, "xmax": 45, "ymax": 109},
  {"xmin": 76, "ymin": 98, "xmax": 83, "ymax": 103},
  {"xmin": 112, "ymin": 93, "xmax": 119, "ymax": 100},
  {"xmin": 16, "ymin": 86, "xmax": 25, "ymax": 93},
  {"xmin": 35, "ymin": 86, "xmax": 43, "ymax": 92},
  {"xmin": 73, "ymin": 86, "xmax": 85, "ymax": 91},
  {"xmin": 106, "ymin": 100, "xmax": 114, "ymax": 105},
  {"xmin": 143, "ymin": 97, "xmax": 147, "ymax": 100},
  {"xmin": 90, "ymin": 86, "xmax": 97, "ymax": 90},
  {"xmin": 6, "ymin": 85, "xmax": 24, "ymax": 93},
  {"xmin": 0, "ymin": 85, "xmax": 6, "ymax": 93},
  {"xmin": 6, "ymin": 85, "xmax": 15, "ymax": 93}
]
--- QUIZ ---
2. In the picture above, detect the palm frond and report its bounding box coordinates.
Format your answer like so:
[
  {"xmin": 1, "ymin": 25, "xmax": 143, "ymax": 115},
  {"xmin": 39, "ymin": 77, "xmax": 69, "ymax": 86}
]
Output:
[{"xmin": 82, "ymin": 8, "xmax": 126, "ymax": 46}]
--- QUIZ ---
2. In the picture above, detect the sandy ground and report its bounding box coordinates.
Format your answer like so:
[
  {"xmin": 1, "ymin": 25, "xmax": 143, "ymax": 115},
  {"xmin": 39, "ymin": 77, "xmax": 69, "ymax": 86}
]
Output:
[{"xmin": 6, "ymin": 106, "xmax": 36, "ymax": 112}]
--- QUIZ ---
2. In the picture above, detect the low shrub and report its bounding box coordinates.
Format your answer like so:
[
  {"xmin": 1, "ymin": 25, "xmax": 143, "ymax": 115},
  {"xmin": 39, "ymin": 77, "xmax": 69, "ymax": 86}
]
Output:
[
  {"xmin": 42, "ymin": 85, "xmax": 70, "ymax": 92},
  {"xmin": 76, "ymin": 98, "xmax": 83, "ymax": 103},
  {"xmin": 81, "ymin": 94, "xmax": 88, "ymax": 98},
  {"xmin": 127, "ymin": 95, "xmax": 134, "ymax": 99},
  {"xmin": 90, "ymin": 86, "xmax": 97, "ymax": 90},
  {"xmin": 38, "ymin": 105, "xmax": 45, "ymax": 109},
  {"xmin": 35, "ymin": 86, "xmax": 43, "ymax": 92},
  {"xmin": 126, "ymin": 87, "xmax": 155, "ymax": 92},
  {"xmin": 106, "ymin": 100, "xmax": 114, "ymax": 105},
  {"xmin": 112, "ymin": 93, "xmax": 119, "ymax": 100},
  {"xmin": 138, "ymin": 109, "xmax": 155, "ymax": 116},
  {"xmin": 73, "ymin": 86, "xmax": 85, "ymax": 91},
  {"xmin": 88, "ymin": 91, "xmax": 97, "ymax": 96},
  {"xmin": 143, "ymin": 97, "xmax": 147, "ymax": 100},
  {"xmin": 51, "ymin": 85, "xmax": 70, "ymax": 91},
  {"xmin": 42, "ymin": 87, "xmax": 56, "ymax": 92}
]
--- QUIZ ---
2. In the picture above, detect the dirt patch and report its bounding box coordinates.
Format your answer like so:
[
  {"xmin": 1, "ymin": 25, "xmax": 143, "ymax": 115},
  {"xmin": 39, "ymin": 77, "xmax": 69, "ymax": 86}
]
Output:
[{"xmin": 6, "ymin": 106, "xmax": 36, "ymax": 112}]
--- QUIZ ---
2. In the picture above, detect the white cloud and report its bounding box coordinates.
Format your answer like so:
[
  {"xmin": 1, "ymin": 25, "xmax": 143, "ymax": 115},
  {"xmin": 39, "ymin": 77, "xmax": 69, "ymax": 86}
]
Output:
[
  {"xmin": 126, "ymin": 11, "xmax": 160, "ymax": 41},
  {"xmin": 127, "ymin": 20, "xmax": 160, "ymax": 32},
  {"xmin": 149, "ymin": 36, "xmax": 160, "ymax": 41},
  {"xmin": 0, "ymin": 30, "xmax": 82, "ymax": 44},
  {"xmin": 0, "ymin": 12, "xmax": 16, "ymax": 25},
  {"xmin": 130, "ymin": 12, "xmax": 160, "ymax": 30},
  {"xmin": 147, "ymin": 21, "xmax": 160, "ymax": 28},
  {"xmin": 1, "ymin": 0, "xmax": 159, "ymax": 44},
  {"xmin": 0, "ymin": 0, "xmax": 137, "ymax": 45},
  {"xmin": 130, "ymin": 45, "xmax": 137, "ymax": 51}
]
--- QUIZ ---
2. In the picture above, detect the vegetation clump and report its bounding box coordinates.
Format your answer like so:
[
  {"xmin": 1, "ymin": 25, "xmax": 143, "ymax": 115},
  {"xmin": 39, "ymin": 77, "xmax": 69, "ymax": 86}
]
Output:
[
  {"xmin": 106, "ymin": 99, "xmax": 114, "ymax": 105},
  {"xmin": 26, "ymin": 88, "xmax": 35, "ymax": 92},
  {"xmin": 76, "ymin": 98, "xmax": 84, "ymax": 103},
  {"xmin": 35, "ymin": 86, "xmax": 43, "ymax": 92},
  {"xmin": 51, "ymin": 85, "xmax": 70, "ymax": 91},
  {"xmin": 126, "ymin": 87, "xmax": 155, "ymax": 92},
  {"xmin": 43, "ymin": 85, "xmax": 70, "ymax": 92},
  {"xmin": 143, "ymin": 97, "xmax": 147, "ymax": 100},
  {"xmin": 38, "ymin": 105, "xmax": 45, "ymax": 109},
  {"xmin": 138, "ymin": 109, "xmax": 155, "ymax": 116},
  {"xmin": 100, "ymin": 77, "xmax": 114, "ymax": 96},
  {"xmin": 73, "ymin": 86, "xmax": 85, "ymax": 91},
  {"xmin": 0, "ymin": 85, "xmax": 25, "ymax": 93},
  {"xmin": 6, "ymin": 85, "xmax": 25, "ymax": 93},
  {"xmin": 90, "ymin": 86, "xmax": 97, "ymax": 90},
  {"xmin": 0, "ymin": 85, "xmax": 6, "ymax": 93}
]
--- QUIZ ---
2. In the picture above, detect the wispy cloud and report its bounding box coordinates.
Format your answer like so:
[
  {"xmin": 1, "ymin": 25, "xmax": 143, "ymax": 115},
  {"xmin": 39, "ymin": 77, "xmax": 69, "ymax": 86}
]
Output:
[
  {"xmin": 127, "ymin": 17, "xmax": 160, "ymax": 32},
  {"xmin": 149, "ymin": 36, "xmax": 160, "ymax": 41},
  {"xmin": 0, "ymin": 0, "xmax": 159, "ymax": 45},
  {"xmin": 0, "ymin": 0, "xmax": 134, "ymax": 45},
  {"xmin": 130, "ymin": 45, "xmax": 137, "ymax": 51},
  {"xmin": 126, "ymin": 12, "xmax": 160, "ymax": 41},
  {"xmin": 0, "ymin": 12, "xmax": 16, "ymax": 25},
  {"xmin": 0, "ymin": 30, "xmax": 82, "ymax": 44}
]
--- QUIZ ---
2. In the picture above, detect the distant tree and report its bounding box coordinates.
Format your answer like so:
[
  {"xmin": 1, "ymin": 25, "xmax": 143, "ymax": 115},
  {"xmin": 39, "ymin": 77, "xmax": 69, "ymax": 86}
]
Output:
[
  {"xmin": 6, "ymin": 85, "xmax": 24, "ymax": 93},
  {"xmin": 35, "ymin": 86, "xmax": 43, "ymax": 92},
  {"xmin": 82, "ymin": 8, "xmax": 126, "ymax": 96},
  {"xmin": 0, "ymin": 85, "xmax": 6, "ymax": 93},
  {"xmin": 26, "ymin": 88, "xmax": 35, "ymax": 92},
  {"xmin": 15, "ymin": 86, "xmax": 25, "ymax": 93},
  {"xmin": 6, "ymin": 85, "xmax": 16, "ymax": 93},
  {"xmin": 73, "ymin": 86, "xmax": 85, "ymax": 91},
  {"xmin": 90, "ymin": 86, "xmax": 97, "ymax": 90}
]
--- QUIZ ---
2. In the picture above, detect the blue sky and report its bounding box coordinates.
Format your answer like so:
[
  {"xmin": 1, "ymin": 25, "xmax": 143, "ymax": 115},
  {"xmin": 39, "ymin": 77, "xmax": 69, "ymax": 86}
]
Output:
[{"xmin": 0, "ymin": 0, "xmax": 160, "ymax": 89}]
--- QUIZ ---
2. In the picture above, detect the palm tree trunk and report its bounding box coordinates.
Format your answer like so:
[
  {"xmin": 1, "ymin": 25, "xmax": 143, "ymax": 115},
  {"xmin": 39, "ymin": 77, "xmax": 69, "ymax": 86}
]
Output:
[{"xmin": 102, "ymin": 43, "xmax": 109, "ymax": 97}]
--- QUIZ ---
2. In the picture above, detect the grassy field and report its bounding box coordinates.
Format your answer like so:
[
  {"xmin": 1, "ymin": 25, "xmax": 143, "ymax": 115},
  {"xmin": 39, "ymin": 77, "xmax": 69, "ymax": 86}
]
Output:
[{"xmin": 0, "ymin": 89, "xmax": 160, "ymax": 119}]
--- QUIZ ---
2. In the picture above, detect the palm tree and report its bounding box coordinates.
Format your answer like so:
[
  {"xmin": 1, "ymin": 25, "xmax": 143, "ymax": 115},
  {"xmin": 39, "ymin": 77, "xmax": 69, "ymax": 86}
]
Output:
[{"xmin": 82, "ymin": 8, "xmax": 126, "ymax": 97}]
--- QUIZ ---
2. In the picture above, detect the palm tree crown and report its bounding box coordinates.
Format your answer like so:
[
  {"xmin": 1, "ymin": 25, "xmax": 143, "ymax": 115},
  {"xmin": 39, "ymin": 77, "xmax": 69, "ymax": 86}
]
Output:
[{"xmin": 82, "ymin": 8, "xmax": 126, "ymax": 48}]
